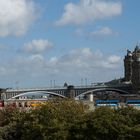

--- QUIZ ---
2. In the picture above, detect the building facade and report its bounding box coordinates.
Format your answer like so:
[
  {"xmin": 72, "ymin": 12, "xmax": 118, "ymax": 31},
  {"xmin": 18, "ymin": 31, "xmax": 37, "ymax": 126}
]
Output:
[
  {"xmin": 124, "ymin": 50, "xmax": 132, "ymax": 81},
  {"xmin": 124, "ymin": 45, "xmax": 140, "ymax": 93}
]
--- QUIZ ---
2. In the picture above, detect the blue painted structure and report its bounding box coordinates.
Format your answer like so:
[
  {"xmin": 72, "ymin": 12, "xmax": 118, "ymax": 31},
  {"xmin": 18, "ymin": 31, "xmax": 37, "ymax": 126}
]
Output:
[
  {"xmin": 126, "ymin": 100, "xmax": 140, "ymax": 106},
  {"xmin": 95, "ymin": 99, "xmax": 119, "ymax": 106}
]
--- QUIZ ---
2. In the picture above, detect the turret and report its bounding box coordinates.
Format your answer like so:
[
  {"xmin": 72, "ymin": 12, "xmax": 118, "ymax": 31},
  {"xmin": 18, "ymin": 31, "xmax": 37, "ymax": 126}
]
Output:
[
  {"xmin": 131, "ymin": 45, "xmax": 140, "ymax": 94},
  {"xmin": 124, "ymin": 49, "xmax": 132, "ymax": 81}
]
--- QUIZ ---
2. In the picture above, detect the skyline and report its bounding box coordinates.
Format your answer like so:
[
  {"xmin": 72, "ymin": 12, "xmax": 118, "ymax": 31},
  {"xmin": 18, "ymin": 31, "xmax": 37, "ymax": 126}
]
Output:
[{"xmin": 0, "ymin": 0, "xmax": 139, "ymax": 88}]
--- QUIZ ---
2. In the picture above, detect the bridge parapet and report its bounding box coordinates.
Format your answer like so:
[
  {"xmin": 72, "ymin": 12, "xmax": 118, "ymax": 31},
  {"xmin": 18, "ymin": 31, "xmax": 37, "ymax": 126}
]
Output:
[
  {"xmin": 0, "ymin": 83, "xmax": 133, "ymax": 100},
  {"xmin": 6, "ymin": 86, "xmax": 67, "ymax": 92}
]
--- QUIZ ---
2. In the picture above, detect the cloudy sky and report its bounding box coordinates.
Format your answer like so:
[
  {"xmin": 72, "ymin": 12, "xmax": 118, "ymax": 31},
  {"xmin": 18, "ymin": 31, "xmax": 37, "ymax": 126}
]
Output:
[{"xmin": 0, "ymin": 0, "xmax": 139, "ymax": 88}]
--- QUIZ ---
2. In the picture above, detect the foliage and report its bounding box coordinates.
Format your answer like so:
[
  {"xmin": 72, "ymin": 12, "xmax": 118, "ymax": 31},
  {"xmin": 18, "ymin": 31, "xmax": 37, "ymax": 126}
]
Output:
[{"xmin": 0, "ymin": 100, "xmax": 140, "ymax": 140}]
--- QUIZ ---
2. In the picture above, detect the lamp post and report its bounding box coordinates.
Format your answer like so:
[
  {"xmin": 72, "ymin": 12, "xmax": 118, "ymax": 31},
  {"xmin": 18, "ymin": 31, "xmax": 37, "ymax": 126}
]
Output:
[{"xmin": 85, "ymin": 78, "xmax": 87, "ymax": 87}]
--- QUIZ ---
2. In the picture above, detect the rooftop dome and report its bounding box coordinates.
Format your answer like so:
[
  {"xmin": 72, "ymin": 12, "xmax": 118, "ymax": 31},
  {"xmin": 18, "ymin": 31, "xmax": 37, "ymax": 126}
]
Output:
[{"xmin": 127, "ymin": 49, "xmax": 132, "ymax": 56}]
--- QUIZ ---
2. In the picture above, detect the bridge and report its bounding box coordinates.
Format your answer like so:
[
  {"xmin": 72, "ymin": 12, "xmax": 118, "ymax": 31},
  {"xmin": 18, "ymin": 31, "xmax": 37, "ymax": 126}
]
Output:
[
  {"xmin": 0, "ymin": 83, "xmax": 133, "ymax": 100},
  {"xmin": 0, "ymin": 83, "xmax": 136, "ymax": 107}
]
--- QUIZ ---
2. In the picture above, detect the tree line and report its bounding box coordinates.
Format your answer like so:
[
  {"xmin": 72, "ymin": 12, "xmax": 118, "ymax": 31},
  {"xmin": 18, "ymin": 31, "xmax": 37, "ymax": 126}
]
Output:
[{"xmin": 0, "ymin": 99, "xmax": 140, "ymax": 140}]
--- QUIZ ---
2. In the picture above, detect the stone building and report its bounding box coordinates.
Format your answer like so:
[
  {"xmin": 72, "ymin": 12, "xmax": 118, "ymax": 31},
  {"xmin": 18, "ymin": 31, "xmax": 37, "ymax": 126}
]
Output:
[
  {"xmin": 124, "ymin": 45, "xmax": 140, "ymax": 93},
  {"xmin": 124, "ymin": 49, "xmax": 132, "ymax": 81}
]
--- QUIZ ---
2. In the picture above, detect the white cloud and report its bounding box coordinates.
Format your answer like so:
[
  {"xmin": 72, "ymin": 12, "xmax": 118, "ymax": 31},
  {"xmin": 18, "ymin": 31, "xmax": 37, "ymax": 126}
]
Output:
[
  {"xmin": 90, "ymin": 26, "xmax": 118, "ymax": 37},
  {"xmin": 56, "ymin": 0, "xmax": 122, "ymax": 26},
  {"xmin": 23, "ymin": 39, "xmax": 53, "ymax": 54},
  {"xmin": 0, "ymin": 0, "xmax": 36, "ymax": 37},
  {"xmin": 58, "ymin": 48, "xmax": 121, "ymax": 69},
  {"xmin": 108, "ymin": 55, "xmax": 121, "ymax": 64},
  {"xmin": 0, "ymin": 48, "xmax": 123, "ymax": 87},
  {"xmin": 29, "ymin": 54, "xmax": 44, "ymax": 62},
  {"xmin": 49, "ymin": 57, "xmax": 58, "ymax": 65},
  {"xmin": 81, "ymin": 48, "xmax": 93, "ymax": 57}
]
